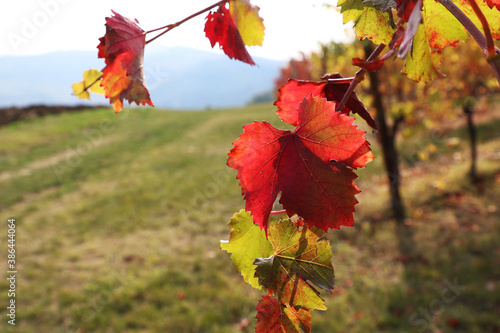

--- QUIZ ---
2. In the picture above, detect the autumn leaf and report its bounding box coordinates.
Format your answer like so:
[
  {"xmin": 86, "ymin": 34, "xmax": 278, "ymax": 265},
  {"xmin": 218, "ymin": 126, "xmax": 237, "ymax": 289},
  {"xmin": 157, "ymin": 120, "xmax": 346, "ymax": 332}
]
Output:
[
  {"xmin": 365, "ymin": 0, "xmax": 397, "ymax": 12},
  {"xmin": 485, "ymin": 0, "xmax": 500, "ymax": 10},
  {"xmin": 394, "ymin": 0, "xmax": 419, "ymax": 21},
  {"xmin": 402, "ymin": 24, "xmax": 445, "ymax": 82},
  {"xmin": 228, "ymin": 94, "xmax": 373, "ymax": 232},
  {"xmin": 457, "ymin": 0, "xmax": 500, "ymax": 39},
  {"xmin": 275, "ymin": 78, "xmax": 378, "ymax": 129},
  {"xmin": 351, "ymin": 57, "xmax": 385, "ymax": 71},
  {"xmin": 72, "ymin": 69, "xmax": 105, "ymax": 100},
  {"xmin": 220, "ymin": 210, "xmax": 273, "ymax": 289},
  {"xmin": 396, "ymin": 0, "xmax": 422, "ymax": 58},
  {"xmin": 229, "ymin": 0, "xmax": 265, "ymax": 46},
  {"xmin": 398, "ymin": 0, "xmax": 500, "ymax": 82},
  {"xmin": 422, "ymin": 0, "xmax": 468, "ymax": 50},
  {"xmin": 254, "ymin": 218, "xmax": 333, "ymax": 310},
  {"xmin": 338, "ymin": 0, "xmax": 396, "ymax": 45},
  {"xmin": 97, "ymin": 10, "xmax": 153, "ymax": 112},
  {"xmin": 205, "ymin": 4, "xmax": 256, "ymax": 65},
  {"xmin": 256, "ymin": 296, "xmax": 311, "ymax": 333}
]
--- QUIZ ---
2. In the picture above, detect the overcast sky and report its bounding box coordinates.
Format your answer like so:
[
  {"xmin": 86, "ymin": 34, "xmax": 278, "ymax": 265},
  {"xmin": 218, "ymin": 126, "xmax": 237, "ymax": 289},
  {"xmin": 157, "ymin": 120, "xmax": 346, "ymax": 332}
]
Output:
[{"xmin": 1, "ymin": 0, "xmax": 353, "ymax": 60}]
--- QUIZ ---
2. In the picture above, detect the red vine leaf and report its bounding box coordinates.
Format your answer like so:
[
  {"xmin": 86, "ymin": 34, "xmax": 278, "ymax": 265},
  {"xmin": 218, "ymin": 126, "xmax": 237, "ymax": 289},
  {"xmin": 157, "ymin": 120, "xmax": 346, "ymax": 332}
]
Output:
[
  {"xmin": 228, "ymin": 95, "xmax": 373, "ymax": 232},
  {"xmin": 352, "ymin": 57, "xmax": 385, "ymax": 71},
  {"xmin": 255, "ymin": 296, "xmax": 311, "ymax": 333},
  {"xmin": 395, "ymin": 0, "xmax": 419, "ymax": 21},
  {"xmin": 205, "ymin": 4, "xmax": 255, "ymax": 65},
  {"xmin": 398, "ymin": 0, "xmax": 423, "ymax": 58},
  {"xmin": 274, "ymin": 80, "xmax": 324, "ymax": 126},
  {"xmin": 485, "ymin": 0, "xmax": 500, "ymax": 10},
  {"xmin": 275, "ymin": 78, "xmax": 378, "ymax": 130},
  {"xmin": 97, "ymin": 10, "xmax": 153, "ymax": 112}
]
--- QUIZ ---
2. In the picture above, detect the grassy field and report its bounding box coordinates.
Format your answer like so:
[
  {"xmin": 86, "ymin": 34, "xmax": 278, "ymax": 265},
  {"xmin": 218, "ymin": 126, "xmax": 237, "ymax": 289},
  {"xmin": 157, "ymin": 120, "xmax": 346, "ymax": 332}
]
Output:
[{"xmin": 0, "ymin": 103, "xmax": 499, "ymax": 333}]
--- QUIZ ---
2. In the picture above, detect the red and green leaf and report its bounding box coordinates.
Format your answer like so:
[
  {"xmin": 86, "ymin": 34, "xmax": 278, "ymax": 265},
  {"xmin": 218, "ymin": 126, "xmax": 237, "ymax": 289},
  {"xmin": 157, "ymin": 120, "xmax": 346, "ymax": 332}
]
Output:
[
  {"xmin": 253, "ymin": 218, "xmax": 333, "ymax": 310},
  {"xmin": 97, "ymin": 10, "xmax": 153, "ymax": 112},
  {"xmin": 256, "ymin": 296, "xmax": 311, "ymax": 333},
  {"xmin": 229, "ymin": 0, "xmax": 265, "ymax": 46},
  {"xmin": 205, "ymin": 4, "xmax": 256, "ymax": 65},
  {"xmin": 228, "ymin": 95, "xmax": 373, "ymax": 232}
]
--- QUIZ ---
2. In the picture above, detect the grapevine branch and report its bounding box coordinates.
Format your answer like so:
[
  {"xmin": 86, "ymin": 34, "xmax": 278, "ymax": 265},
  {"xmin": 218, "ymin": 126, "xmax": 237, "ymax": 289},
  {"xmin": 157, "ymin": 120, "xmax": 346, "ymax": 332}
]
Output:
[
  {"xmin": 332, "ymin": 43, "xmax": 386, "ymax": 112},
  {"xmin": 145, "ymin": 0, "xmax": 228, "ymax": 44},
  {"xmin": 466, "ymin": 0, "xmax": 496, "ymax": 59},
  {"xmin": 436, "ymin": 0, "xmax": 500, "ymax": 83},
  {"xmin": 76, "ymin": 0, "xmax": 229, "ymax": 96}
]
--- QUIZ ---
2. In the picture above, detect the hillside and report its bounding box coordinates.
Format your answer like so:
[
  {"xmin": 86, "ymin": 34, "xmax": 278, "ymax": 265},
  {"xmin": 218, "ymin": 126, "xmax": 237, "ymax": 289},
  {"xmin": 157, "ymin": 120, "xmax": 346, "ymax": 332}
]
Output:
[
  {"xmin": 0, "ymin": 105, "xmax": 499, "ymax": 333},
  {"xmin": 0, "ymin": 46, "xmax": 284, "ymax": 109}
]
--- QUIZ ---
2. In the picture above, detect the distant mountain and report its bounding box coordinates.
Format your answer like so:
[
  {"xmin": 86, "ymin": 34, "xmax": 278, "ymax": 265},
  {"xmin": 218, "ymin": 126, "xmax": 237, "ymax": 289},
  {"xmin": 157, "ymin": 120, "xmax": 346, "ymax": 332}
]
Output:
[{"xmin": 0, "ymin": 46, "xmax": 285, "ymax": 109}]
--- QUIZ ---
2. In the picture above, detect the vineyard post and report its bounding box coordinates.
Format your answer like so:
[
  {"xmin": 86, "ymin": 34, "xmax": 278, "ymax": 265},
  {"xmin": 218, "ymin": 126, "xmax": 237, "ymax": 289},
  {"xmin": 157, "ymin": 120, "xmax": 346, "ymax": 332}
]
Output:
[
  {"xmin": 463, "ymin": 102, "xmax": 479, "ymax": 183},
  {"xmin": 362, "ymin": 43, "xmax": 406, "ymax": 227}
]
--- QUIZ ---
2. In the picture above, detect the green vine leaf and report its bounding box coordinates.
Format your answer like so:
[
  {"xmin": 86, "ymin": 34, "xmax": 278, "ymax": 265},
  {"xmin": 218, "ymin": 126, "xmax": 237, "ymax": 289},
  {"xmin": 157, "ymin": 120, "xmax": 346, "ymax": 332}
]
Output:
[
  {"xmin": 254, "ymin": 219, "xmax": 334, "ymax": 310},
  {"xmin": 338, "ymin": 0, "xmax": 396, "ymax": 45},
  {"xmin": 221, "ymin": 210, "xmax": 273, "ymax": 289}
]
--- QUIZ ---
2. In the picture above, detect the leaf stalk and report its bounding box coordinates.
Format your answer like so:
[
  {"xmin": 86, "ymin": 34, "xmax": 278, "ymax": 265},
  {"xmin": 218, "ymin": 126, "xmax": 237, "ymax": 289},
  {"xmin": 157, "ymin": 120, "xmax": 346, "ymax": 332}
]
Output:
[
  {"xmin": 436, "ymin": 0, "xmax": 500, "ymax": 84},
  {"xmin": 333, "ymin": 43, "xmax": 386, "ymax": 112},
  {"xmin": 145, "ymin": 0, "xmax": 229, "ymax": 44}
]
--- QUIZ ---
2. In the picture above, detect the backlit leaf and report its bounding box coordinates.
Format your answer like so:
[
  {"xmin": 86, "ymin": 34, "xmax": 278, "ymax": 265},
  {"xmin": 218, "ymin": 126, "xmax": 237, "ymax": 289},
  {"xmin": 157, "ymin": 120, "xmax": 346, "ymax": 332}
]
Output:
[
  {"xmin": 456, "ymin": 0, "xmax": 500, "ymax": 39},
  {"xmin": 205, "ymin": 5, "xmax": 256, "ymax": 65},
  {"xmin": 399, "ymin": 0, "xmax": 499, "ymax": 82},
  {"xmin": 97, "ymin": 10, "xmax": 154, "ymax": 112},
  {"xmin": 256, "ymin": 219, "xmax": 334, "ymax": 292},
  {"xmin": 72, "ymin": 69, "xmax": 105, "ymax": 100},
  {"xmin": 275, "ymin": 78, "xmax": 378, "ymax": 129},
  {"xmin": 485, "ymin": 0, "xmax": 500, "ymax": 10},
  {"xmin": 364, "ymin": 0, "xmax": 397, "ymax": 12},
  {"xmin": 395, "ymin": 0, "xmax": 419, "ymax": 20},
  {"xmin": 256, "ymin": 296, "xmax": 311, "ymax": 333},
  {"xmin": 229, "ymin": 0, "xmax": 265, "ymax": 46},
  {"xmin": 228, "ymin": 95, "xmax": 372, "ymax": 232},
  {"xmin": 423, "ymin": 0, "xmax": 468, "ymax": 50},
  {"xmin": 220, "ymin": 210, "xmax": 273, "ymax": 289},
  {"xmin": 338, "ymin": 0, "xmax": 396, "ymax": 45},
  {"xmin": 254, "ymin": 219, "xmax": 334, "ymax": 310},
  {"xmin": 401, "ymin": 24, "xmax": 445, "ymax": 82},
  {"xmin": 352, "ymin": 57, "xmax": 385, "ymax": 71}
]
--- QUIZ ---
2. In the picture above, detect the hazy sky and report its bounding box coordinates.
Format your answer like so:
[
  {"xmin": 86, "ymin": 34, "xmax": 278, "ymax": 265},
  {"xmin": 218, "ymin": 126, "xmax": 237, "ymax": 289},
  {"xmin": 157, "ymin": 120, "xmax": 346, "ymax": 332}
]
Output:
[{"xmin": 1, "ymin": 0, "xmax": 353, "ymax": 60}]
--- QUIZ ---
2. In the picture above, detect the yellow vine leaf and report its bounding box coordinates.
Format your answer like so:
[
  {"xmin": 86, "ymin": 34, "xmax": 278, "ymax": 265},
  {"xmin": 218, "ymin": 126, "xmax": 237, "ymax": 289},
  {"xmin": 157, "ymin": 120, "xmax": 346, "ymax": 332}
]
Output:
[
  {"xmin": 229, "ymin": 0, "xmax": 265, "ymax": 46},
  {"xmin": 72, "ymin": 69, "xmax": 105, "ymax": 100}
]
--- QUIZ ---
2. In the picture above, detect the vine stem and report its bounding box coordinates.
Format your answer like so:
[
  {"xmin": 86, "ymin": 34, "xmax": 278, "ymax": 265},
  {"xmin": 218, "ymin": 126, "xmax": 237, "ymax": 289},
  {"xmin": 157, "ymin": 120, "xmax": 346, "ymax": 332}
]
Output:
[
  {"xmin": 466, "ymin": 0, "xmax": 496, "ymax": 59},
  {"xmin": 145, "ymin": 0, "xmax": 228, "ymax": 44},
  {"xmin": 325, "ymin": 77, "xmax": 355, "ymax": 84},
  {"xmin": 436, "ymin": 0, "xmax": 500, "ymax": 84},
  {"xmin": 332, "ymin": 43, "xmax": 386, "ymax": 112},
  {"xmin": 270, "ymin": 209, "xmax": 287, "ymax": 215},
  {"xmin": 75, "ymin": 74, "xmax": 103, "ymax": 96}
]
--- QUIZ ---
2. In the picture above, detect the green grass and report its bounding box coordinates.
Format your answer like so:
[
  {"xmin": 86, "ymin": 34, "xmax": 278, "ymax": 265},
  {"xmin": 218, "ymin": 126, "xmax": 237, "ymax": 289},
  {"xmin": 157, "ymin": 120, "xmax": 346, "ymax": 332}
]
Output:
[{"xmin": 0, "ymin": 104, "xmax": 499, "ymax": 333}]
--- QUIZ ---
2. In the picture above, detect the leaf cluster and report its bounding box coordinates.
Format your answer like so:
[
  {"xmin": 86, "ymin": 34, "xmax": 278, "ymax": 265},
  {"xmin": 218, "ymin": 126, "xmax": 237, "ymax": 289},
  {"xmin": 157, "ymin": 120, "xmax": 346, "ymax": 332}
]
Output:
[{"xmin": 221, "ymin": 211, "xmax": 334, "ymax": 333}]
